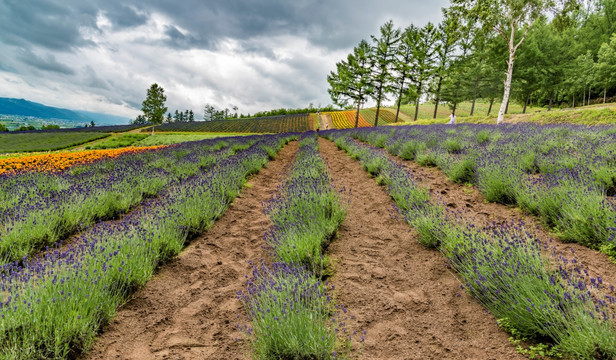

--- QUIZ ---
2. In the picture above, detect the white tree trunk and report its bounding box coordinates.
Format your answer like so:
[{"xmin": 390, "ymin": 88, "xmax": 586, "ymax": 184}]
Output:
[
  {"xmin": 497, "ymin": 24, "xmax": 518, "ymax": 125},
  {"xmin": 498, "ymin": 49, "xmax": 515, "ymax": 124}
]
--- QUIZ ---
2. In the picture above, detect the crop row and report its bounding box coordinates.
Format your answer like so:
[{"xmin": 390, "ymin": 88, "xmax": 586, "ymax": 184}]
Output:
[
  {"xmin": 323, "ymin": 132, "xmax": 616, "ymax": 358},
  {"xmin": 0, "ymin": 134, "xmax": 293, "ymax": 359},
  {"xmin": 359, "ymin": 109, "xmax": 396, "ymax": 126},
  {"xmin": 238, "ymin": 134, "xmax": 356, "ymax": 359},
  {"xmin": 154, "ymin": 114, "xmax": 313, "ymax": 133},
  {"xmin": 0, "ymin": 145, "xmax": 165, "ymax": 175},
  {"xmin": 0, "ymin": 139, "xmax": 255, "ymax": 265},
  {"xmin": 342, "ymin": 124, "xmax": 616, "ymax": 256},
  {"xmin": 326, "ymin": 111, "xmax": 371, "ymax": 129}
]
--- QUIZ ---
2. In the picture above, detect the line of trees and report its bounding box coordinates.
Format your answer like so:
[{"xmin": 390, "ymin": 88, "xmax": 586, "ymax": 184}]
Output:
[{"xmin": 328, "ymin": 0, "xmax": 616, "ymax": 126}]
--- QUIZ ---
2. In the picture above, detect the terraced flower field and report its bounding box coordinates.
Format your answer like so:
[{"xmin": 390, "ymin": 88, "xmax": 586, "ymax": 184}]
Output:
[
  {"xmin": 326, "ymin": 110, "xmax": 371, "ymax": 129},
  {"xmin": 4, "ymin": 124, "xmax": 616, "ymax": 359},
  {"xmin": 154, "ymin": 114, "xmax": 313, "ymax": 133}
]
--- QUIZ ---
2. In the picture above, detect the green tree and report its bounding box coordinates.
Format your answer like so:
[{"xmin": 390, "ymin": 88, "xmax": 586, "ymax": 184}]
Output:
[
  {"xmin": 410, "ymin": 23, "xmax": 439, "ymax": 120},
  {"xmin": 370, "ymin": 20, "xmax": 401, "ymax": 126},
  {"xmin": 165, "ymin": 112, "xmax": 173, "ymax": 123},
  {"xmin": 596, "ymin": 33, "xmax": 616, "ymax": 103},
  {"xmin": 189, "ymin": 110, "xmax": 195, "ymax": 122},
  {"xmin": 432, "ymin": 9, "xmax": 462, "ymax": 118},
  {"xmin": 141, "ymin": 83, "xmax": 167, "ymax": 125},
  {"xmin": 133, "ymin": 114, "xmax": 147, "ymax": 124},
  {"xmin": 0, "ymin": 123, "xmax": 7, "ymax": 132},
  {"xmin": 328, "ymin": 40, "xmax": 374, "ymax": 128},
  {"xmin": 392, "ymin": 25, "xmax": 421, "ymax": 122},
  {"xmin": 41, "ymin": 124, "xmax": 60, "ymax": 130},
  {"xmin": 450, "ymin": 0, "xmax": 580, "ymax": 123}
]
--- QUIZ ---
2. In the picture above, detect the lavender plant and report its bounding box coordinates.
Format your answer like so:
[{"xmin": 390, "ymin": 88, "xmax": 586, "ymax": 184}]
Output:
[{"xmin": 0, "ymin": 134, "xmax": 294, "ymax": 359}]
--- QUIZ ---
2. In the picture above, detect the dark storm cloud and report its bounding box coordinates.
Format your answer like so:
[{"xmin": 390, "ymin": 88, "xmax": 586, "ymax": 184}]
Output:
[
  {"xmin": 104, "ymin": 3, "xmax": 149, "ymax": 29},
  {"xmin": 18, "ymin": 50, "xmax": 75, "ymax": 75},
  {"xmin": 0, "ymin": 0, "xmax": 99, "ymax": 51}
]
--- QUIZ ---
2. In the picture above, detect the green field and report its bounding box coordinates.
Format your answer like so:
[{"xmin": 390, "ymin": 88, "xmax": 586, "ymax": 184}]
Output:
[
  {"xmin": 0, "ymin": 132, "xmax": 110, "ymax": 153},
  {"xmin": 134, "ymin": 133, "xmax": 253, "ymax": 146}
]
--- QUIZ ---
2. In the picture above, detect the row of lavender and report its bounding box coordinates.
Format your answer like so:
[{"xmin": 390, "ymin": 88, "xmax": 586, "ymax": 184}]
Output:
[
  {"xmin": 0, "ymin": 137, "xmax": 258, "ymax": 265},
  {"xmin": 238, "ymin": 134, "xmax": 358, "ymax": 359},
  {"xmin": 324, "ymin": 131, "xmax": 616, "ymax": 359},
  {"xmin": 0, "ymin": 134, "xmax": 293, "ymax": 359},
  {"xmin": 348, "ymin": 124, "xmax": 616, "ymax": 255}
]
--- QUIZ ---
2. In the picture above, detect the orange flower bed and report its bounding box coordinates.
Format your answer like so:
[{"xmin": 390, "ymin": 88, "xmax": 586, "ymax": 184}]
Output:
[{"xmin": 0, "ymin": 146, "xmax": 167, "ymax": 175}]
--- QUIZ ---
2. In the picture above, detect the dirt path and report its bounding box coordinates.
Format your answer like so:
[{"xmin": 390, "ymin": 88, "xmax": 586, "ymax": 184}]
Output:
[
  {"xmin": 318, "ymin": 138, "xmax": 523, "ymax": 360},
  {"xmin": 320, "ymin": 114, "xmax": 333, "ymax": 131},
  {"xmin": 82, "ymin": 141, "xmax": 299, "ymax": 360},
  {"xmin": 372, "ymin": 143, "xmax": 616, "ymax": 301}
]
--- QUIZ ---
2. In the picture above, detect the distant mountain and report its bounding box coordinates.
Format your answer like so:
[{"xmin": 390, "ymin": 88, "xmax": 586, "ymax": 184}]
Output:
[
  {"xmin": 0, "ymin": 97, "xmax": 90, "ymax": 122},
  {"xmin": 0, "ymin": 97, "xmax": 130, "ymax": 126},
  {"xmin": 74, "ymin": 110, "xmax": 130, "ymax": 126}
]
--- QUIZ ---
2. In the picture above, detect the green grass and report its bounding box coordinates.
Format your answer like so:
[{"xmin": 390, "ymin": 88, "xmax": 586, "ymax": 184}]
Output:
[
  {"xmin": 89, "ymin": 134, "xmax": 149, "ymax": 149},
  {"xmin": 135, "ymin": 133, "xmax": 251, "ymax": 146},
  {"xmin": 387, "ymin": 100, "xmax": 616, "ymax": 126},
  {"xmin": 0, "ymin": 132, "xmax": 110, "ymax": 153}
]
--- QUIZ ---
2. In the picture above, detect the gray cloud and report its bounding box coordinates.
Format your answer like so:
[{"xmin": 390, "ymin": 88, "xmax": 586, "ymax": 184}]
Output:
[
  {"xmin": 19, "ymin": 50, "xmax": 75, "ymax": 75},
  {"xmin": 0, "ymin": 0, "xmax": 447, "ymax": 117}
]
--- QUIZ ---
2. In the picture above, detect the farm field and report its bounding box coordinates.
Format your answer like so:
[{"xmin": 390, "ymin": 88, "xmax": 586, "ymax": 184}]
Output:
[
  {"xmin": 154, "ymin": 114, "xmax": 313, "ymax": 133},
  {"xmin": 0, "ymin": 132, "xmax": 110, "ymax": 152},
  {"xmin": 325, "ymin": 110, "xmax": 371, "ymax": 129},
  {"xmin": 3, "ymin": 124, "xmax": 616, "ymax": 359}
]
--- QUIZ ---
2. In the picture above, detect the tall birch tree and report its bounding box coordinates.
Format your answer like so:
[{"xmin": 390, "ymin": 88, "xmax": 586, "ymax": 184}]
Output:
[{"xmin": 450, "ymin": 0, "xmax": 580, "ymax": 124}]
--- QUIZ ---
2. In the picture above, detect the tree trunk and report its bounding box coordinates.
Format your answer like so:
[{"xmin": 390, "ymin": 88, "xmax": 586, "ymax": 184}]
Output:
[
  {"xmin": 374, "ymin": 85, "xmax": 383, "ymax": 127},
  {"xmin": 488, "ymin": 98, "xmax": 494, "ymax": 116},
  {"xmin": 453, "ymin": 102, "xmax": 458, "ymax": 114},
  {"xmin": 548, "ymin": 90, "xmax": 554, "ymax": 111},
  {"xmin": 583, "ymin": 88, "xmax": 586, "ymax": 106},
  {"xmin": 522, "ymin": 91, "xmax": 530, "ymax": 114},
  {"xmin": 414, "ymin": 82, "xmax": 422, "ymax": 121},
  {"xmin": 604, "ymin": 87, "xmax": 607, "ymax": 104},
  {"xmin": 355, "ymin": 100, "xmax": 361, "ymax": 128},
  {"xmin": 588, "ymin": 86, "xmax": 592, "ymax": 105},
  {"xmin": 394, "ymin": 78, "xmax": 405, "ymax": 123},
  {"xmin": 572, "ymin": 94, "xmax": 575, "ymax": 108},
  {"xmin": 433, "ymin": 76, "xmax": 443, "ymax": 119},
  {"xmin": 498, "ymin": 51, "xmax": 515, "ymax": 123},
  {"xmin": 470, "ymin": 77, "xmax": 479, "ymax": 116},
  {"xmin": 505, "ymin": 99, "xmax": 510, "ymax": 114}
]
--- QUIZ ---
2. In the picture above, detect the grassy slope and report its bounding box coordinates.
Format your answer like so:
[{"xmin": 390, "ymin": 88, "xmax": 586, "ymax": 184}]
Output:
[{"xmin": 383, "ymin": 100, "xmax": 616, "ymax": 126}]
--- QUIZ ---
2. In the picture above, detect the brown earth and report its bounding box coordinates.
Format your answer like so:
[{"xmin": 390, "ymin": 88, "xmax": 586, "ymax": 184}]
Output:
[
  {"xmin": 364, "ymin": 140, "xmax": 616, "ymax": 304},
  {"xmin": 82, "ymin": 141, "xmax": 299, "ymax": 360},
  {"xmin": 318, "ymin": 138, "xmax": 524, "ymax": 360}
]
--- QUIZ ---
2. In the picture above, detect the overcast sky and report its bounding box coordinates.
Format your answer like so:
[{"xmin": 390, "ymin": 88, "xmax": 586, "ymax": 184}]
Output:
[{"xmin": 0, "ymin": 0, "xmax": 448, "ymax": 119}]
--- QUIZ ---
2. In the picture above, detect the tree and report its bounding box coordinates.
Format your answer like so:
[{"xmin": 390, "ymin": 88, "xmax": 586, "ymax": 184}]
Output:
[
  {"xmin": 0, "ymin": 123, "xmax": 7, "ymax": 132},
  {"xmin": 370, "ymin": 20, "xmax": 401, "ymax": 126},
  {"xmin": 133, "ymin": 114, "xmax": 147, "ymax": 124},
  {"xmin": 189, "ymin": 110, "xmax": 195, "ymax": 122},
  {"xmin": 596, "ymin": 33, "xmax": 616, "ymax": 103},
  {"xmin": 41, "ymin": 124, "xmax": 60, "ymax": 130},
  {"xmin": 392, "ymin": 25, "xmax": 421, "ymax": 122},
  {"xmin": 410, "ymin": 23, "xmax": 439, "ymax": 120},
  {"xmin": 90, "ymin": 121, "xmax": 95, "ymax": 127},
  {"xmin": 432, "ymin": 10, "xmax": 462, "ymax": 118},
  {"xmin": 141, "ymin": 83, "xmax": 167, "ymax": 125},
  {"xmin": 328, "ymin": 40, "xmax": 374, "ymax": 128},
  {"xmin": 165, "ymin": 112, "xmax": 173, "ymax": 123},
  {"xmin": 450, "ymin": 0, "xmax": 580, "ymax": 123}
]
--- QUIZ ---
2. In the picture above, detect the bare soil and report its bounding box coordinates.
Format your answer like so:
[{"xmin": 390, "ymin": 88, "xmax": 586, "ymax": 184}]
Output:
[
  {"xmin": 318, "ymin": 138, "xmax": 524, "ymax": 360},
  {"xmin": 82, "ymin": 141, "xmax": 299, "ymax": 360}
]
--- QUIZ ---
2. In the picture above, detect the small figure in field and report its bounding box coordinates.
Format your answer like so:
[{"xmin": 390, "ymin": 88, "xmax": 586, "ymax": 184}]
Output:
[
  {"xmin": 325, "ymin": 122, "xmax": 329, "ymax": 130},
  {"xmin": 449, "ymin": 111, "xmax": 456, "ymax": 125}
]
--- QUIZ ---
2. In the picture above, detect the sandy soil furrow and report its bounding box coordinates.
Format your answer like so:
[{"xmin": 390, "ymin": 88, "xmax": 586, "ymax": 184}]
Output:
[
  {"xmin": 318, "ymin": 138, "xmax": 523, "ymax": 360},
  {"xmin": 82, "ymin": 141, "xmax": 299, "ymax": 360}
]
